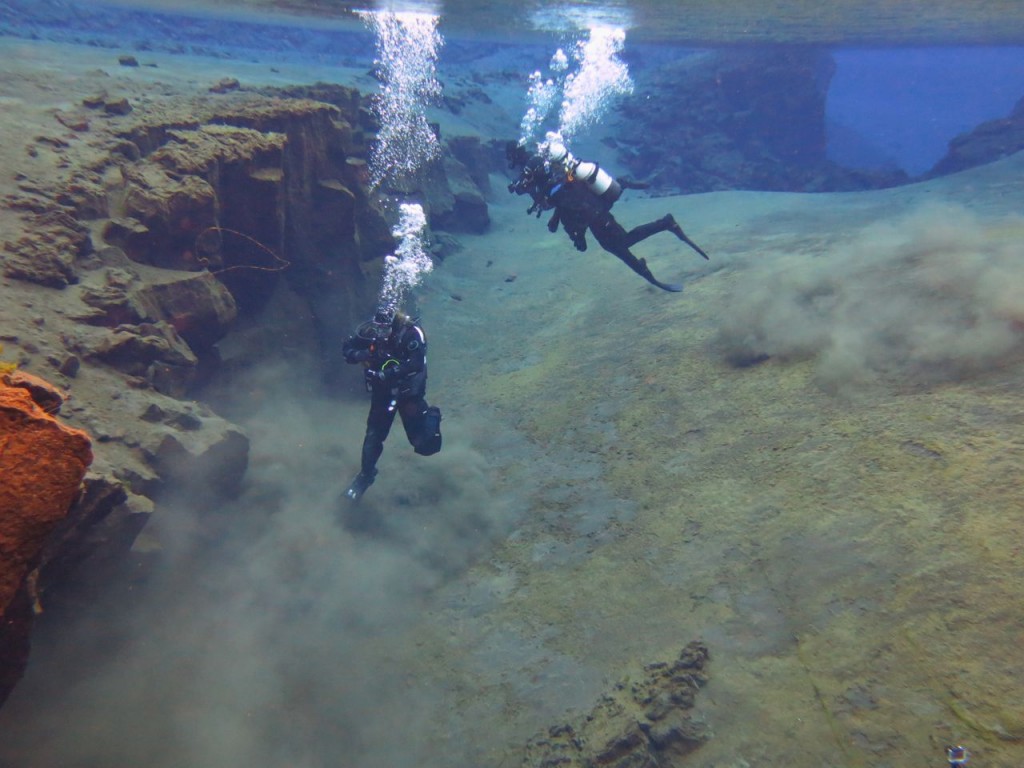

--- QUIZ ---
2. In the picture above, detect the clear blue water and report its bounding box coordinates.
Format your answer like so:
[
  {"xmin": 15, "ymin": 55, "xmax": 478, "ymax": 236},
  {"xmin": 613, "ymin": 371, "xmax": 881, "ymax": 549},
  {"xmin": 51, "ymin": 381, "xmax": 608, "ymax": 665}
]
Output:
[
  {"xmin": 3, "ymin": 0, "xmax": 1024, "ymax": 175},
  {"xmin": 829, "ymin": 47, "xmax": 1024, "ymax": 174}
]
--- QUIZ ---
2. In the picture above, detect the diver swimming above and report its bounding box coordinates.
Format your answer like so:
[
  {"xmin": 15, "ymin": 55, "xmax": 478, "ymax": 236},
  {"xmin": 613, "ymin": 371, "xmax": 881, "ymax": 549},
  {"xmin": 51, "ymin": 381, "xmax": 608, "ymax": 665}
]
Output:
[{"xmin": 507, "ymin": 138, "xmax": 709, "ymax": 293}]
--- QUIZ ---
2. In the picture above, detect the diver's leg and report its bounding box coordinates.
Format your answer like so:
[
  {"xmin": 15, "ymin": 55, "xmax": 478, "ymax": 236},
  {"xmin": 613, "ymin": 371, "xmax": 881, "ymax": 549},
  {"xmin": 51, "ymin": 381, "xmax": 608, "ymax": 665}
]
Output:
[
  {"xmin": 590, "ymin": 219, "xmax": 682, "ymax": 293},
  {"xmin": 619, "ymin": 213, "xmax": 710, "ymax": 261},
  {"xmin": 399, "ymin": 397, "xmax": 443, "ymax": 456},
  {"xmin": 622, "ymin": 215, "xmax": 673, "ymax": 247},
  {"xmin": 660, "ymin": 215, "xmax": 710, "ymax": 260},
  {"xmin": 398, "ymin": 396, "xmax": 427, "ymax": 447},
  {"xmin": 361, "ymin": 391, "xmax": 397, "ymax": 474},
  {"xmin": 347, "ymin": 390, "xmax": 397, "ymax": 499}
]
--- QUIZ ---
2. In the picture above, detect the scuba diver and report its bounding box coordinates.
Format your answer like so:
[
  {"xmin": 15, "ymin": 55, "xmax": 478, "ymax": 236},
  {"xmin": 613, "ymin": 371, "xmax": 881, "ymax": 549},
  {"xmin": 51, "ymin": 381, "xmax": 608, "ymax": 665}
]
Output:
[
  {"xmin": 507, "ymin": 139, "xmax": 709, "ymax": 293},
  {"xmin": 342, "ymin": 308, "xmax": 442, "ymax": 501}
]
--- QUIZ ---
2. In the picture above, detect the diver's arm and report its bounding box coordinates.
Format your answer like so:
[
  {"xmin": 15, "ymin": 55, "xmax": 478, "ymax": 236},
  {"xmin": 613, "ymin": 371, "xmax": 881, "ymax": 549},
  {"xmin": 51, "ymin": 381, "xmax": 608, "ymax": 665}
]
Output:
[
  {"xmin": 342, "ymin": 336, "xmax": 373, "ymax": 364},
  {"xmin": 546, "ymin": 208, "xmax": 561, "ymax": 233}
]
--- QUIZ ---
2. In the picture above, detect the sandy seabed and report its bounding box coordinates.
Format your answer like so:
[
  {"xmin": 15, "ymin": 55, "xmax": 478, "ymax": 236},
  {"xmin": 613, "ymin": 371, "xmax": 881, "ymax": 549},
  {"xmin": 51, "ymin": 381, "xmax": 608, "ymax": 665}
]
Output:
[{"xmin": 1, "ymin": 35, "xmax": 1023, "ymax": 768}]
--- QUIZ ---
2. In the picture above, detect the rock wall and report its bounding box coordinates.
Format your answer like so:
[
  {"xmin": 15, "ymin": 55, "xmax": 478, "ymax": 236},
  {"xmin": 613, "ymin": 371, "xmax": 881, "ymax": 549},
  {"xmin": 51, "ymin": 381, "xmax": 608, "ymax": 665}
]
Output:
[
  {"xmin": 0, "ymin": 75, "xmax": 494, "ymax": 707},
  {"xmin": 924, "ymin": 94, "xmax": 1024, "ymax": 178},
  {"xmin": 612, "ymin": 48, "xmax": 909, "ymax": 194}
]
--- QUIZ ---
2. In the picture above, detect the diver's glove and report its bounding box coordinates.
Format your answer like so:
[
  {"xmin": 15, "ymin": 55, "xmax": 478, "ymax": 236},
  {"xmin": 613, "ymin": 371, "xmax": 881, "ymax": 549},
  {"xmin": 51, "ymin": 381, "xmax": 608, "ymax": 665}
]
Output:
[
  {"xmin": 380, "ymin": 362, "xmax": 403, "ymax": 383},
  {"xmin": 572, "ymin": 234, "xmax": 588, "ymax": 252}
]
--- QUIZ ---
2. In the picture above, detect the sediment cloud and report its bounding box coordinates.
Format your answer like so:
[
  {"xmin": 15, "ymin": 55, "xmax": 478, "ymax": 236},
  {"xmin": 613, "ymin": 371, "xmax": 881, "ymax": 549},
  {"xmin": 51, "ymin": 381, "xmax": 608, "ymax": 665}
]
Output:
[{"xmin": 718, "ymin": 203, "xmax": 1024, "ymax": 392}]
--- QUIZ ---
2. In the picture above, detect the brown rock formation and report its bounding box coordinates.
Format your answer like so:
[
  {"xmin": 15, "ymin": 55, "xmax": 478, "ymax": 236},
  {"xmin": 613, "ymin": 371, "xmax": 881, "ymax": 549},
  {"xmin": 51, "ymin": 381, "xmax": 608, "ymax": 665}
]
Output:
[
  {"xmin": 95, "ymin": 93, "xmax": 401, "ymax": 385},
  {"xmin": 1, "ymin": 209, "xmax": 92, "ymax": 288},
  {"xmin": 77, "ymin": 266, "xmax": 238, "ymax": 352},
  {"xmin": 0, "ymin": 74, "xmax": 488, "ymax": 707},
  {"xmin": 522, "ymin": 642, "xmax": 711, "ymax": 767},
  {"xmin": 0, "ymin": 372, "xmax": 93, "ymax": 707}
]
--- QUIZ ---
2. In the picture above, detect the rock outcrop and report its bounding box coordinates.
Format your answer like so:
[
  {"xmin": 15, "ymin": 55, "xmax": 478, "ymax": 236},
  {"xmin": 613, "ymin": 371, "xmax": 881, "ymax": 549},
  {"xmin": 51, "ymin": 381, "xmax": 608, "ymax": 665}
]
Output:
[
  {"xmin": 613, "ymin": 48, "xmax": 909, "ymax": 194},
  {"xmin": 1, "ymin": 210, "xmax": 92, "ymax": 288},
  {"xmin": 925, "ymin": 94, "xmax": 1024, "ymax": 178},
  {"xmin": 521, "ymin": 642, "xmax": 711, "ymax": 767},
  {"xmin": 78, "ymin": 267, "xmax": 237, "ymax": 352},
  {"xmin": 0, "ymin": 371, "xmax": 92, "ymax": 707},
  {"xmin": 0, "ymin": 63, "xmax": 496, "ymax": 710}
]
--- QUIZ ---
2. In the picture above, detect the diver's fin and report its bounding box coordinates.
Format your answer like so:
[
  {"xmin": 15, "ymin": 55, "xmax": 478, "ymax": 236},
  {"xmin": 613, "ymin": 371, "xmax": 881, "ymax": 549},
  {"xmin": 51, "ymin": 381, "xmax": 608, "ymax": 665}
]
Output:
[
  {"xmin": 650, "ymin": 278, "xmax": 683, "ymax": 293},
  {"xmin": 345, "ymin": 470, "xmax": 376, "ymax": 501},
  {"xmin": 623, "ymin": 255, "xmax": 684, "ymax": 293},
  {"xmin": 666, "ymin": 215, "xmax": 710, "ymax": 260}
]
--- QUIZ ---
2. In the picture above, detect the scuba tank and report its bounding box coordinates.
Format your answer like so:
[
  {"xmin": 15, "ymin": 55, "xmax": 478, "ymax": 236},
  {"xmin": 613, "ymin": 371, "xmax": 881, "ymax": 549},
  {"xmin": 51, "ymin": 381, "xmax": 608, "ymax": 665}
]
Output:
[
  {"xmin": 545, "ymin": 138, "xmax": 622, "ymax": 207},
  {"xmin": 571, "ymin": 159, "xmax": 622, "ymax": 207}
]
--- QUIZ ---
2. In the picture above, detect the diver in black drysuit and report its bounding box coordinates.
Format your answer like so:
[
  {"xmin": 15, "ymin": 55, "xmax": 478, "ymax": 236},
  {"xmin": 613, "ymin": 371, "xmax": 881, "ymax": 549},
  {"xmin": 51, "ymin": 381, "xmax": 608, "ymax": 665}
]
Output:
[
  {"xmin": 341, "ymin": 309, "xmax": 442, "ymax": 501},
  {"xmin": 507, "ymin": 141, "xmax": 709, "ymax": 292}
]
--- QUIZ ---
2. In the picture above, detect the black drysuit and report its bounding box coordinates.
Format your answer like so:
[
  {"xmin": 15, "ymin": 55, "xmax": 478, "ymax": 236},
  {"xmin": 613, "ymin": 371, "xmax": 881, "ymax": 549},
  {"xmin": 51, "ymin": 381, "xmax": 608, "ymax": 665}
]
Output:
[{"xmin": 342, "ymin": 321, "xmax": 441, "ymax": 476}]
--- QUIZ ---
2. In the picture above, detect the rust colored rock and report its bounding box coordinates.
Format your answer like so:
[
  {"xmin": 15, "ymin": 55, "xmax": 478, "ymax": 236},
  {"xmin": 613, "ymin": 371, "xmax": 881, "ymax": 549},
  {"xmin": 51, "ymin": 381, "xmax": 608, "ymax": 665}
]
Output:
[
  {"xmin": 0, "ymin": 376, "xmax": 92, "ymax": 705},
  {"xmin": 2, "ymin": 369, "xmax": 67, "ymax": 415},
  {"xmin": 0, "ymin": 382, "xmax": 92, "ymax": 613}
]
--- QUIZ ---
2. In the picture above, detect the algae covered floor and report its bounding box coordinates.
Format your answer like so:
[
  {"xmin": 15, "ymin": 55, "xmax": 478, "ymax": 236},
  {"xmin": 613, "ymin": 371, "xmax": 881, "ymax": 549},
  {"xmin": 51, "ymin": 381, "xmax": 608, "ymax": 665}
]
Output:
[
  {"xmin": 3, "ymin": 159, "xmax": 1022, "ymax": 768},
  {"xmin": 415, "ymin": 155, "xmax": 1024, "ymax": 766}
]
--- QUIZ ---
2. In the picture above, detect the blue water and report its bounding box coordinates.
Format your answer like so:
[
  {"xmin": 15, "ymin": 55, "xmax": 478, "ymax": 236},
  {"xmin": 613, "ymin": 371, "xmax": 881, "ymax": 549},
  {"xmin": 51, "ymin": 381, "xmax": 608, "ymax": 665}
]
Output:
[
  {"xmin": 3, "ymin": 0, "xmax": 1024, "ymax": 176},
  {"xmin": 829, "ymin": 47, "xmax": 1024, "ymax": 174}
]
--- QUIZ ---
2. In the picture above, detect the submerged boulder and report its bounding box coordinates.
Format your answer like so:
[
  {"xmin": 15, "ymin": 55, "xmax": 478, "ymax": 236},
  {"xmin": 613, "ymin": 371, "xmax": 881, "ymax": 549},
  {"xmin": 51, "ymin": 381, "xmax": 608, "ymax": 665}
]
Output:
[
  {"xmin": 521, "ymin": 642, "xmax": 711, "ymax": 767},
  {"xmin": 2, "ymin": 209, "xmax": 92, "ymax": 288},
  {"xmin": 0, "ymin": 373, "xmax": 93, "ymax": 707},
  {"xmin": 140, "ymin": 417, "xmax": 249, "ymax": 498},
  {"xmin": 134, "ymin": 272, "xmax": 237, "ymax": 351},
  {"xmin": 79, "ymin": 267, "xmax": 237, "ymax": 351}
]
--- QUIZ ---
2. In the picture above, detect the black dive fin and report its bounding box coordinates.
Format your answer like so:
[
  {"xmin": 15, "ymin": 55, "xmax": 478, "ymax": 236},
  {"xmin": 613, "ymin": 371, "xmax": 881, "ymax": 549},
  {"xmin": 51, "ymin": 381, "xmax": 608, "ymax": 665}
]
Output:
[
  {"xmin": 646, "ymin": 276, "xmax": 684, "ymax": 293},
  {"xmin": 680, "ymin": 232, "xmax": 710, "ymax": 261},
  {"xmin": 622, "ymin": 254, "xmax": 684, "ymax": 293},
  {"xmin": 667, "ymin": 217, "xmax": 710, "ymax": 260}
]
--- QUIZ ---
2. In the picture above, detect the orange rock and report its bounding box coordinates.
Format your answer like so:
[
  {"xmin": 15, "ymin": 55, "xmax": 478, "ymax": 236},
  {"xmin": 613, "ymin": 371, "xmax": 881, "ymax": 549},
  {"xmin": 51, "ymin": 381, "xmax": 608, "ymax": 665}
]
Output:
[
  {"xmin": 0, "ymin": 380, "xmax": 92, "ymax": 615},
  {"xmin": 2, "ymin": 369, "xmax": 67, "ymax": 414}
]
